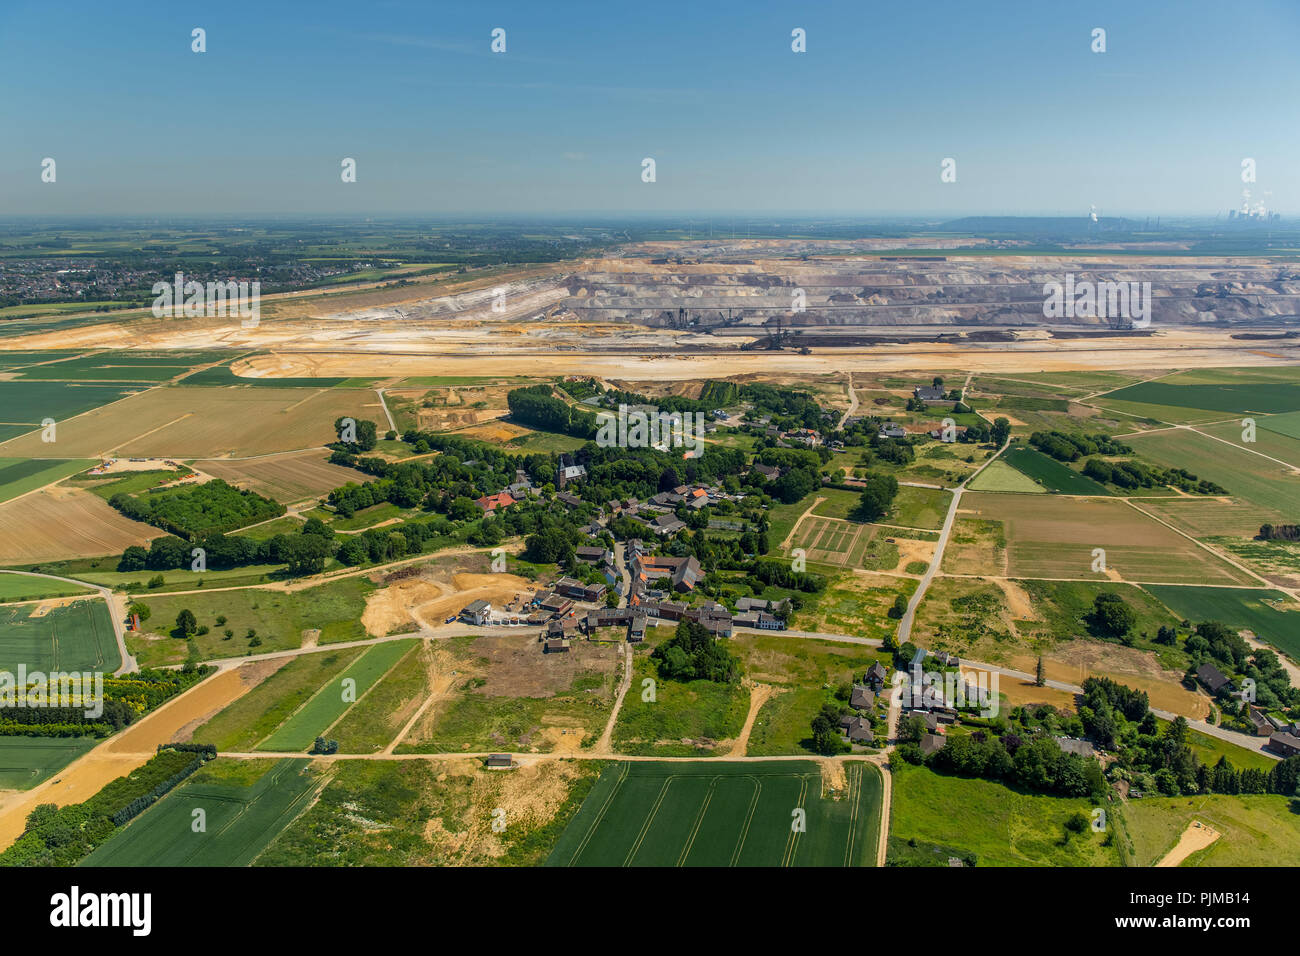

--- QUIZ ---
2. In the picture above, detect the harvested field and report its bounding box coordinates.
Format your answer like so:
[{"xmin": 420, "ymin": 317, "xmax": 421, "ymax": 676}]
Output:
[
  {"xmin": 955, "ymin": 493, "xmax": 1253, "ymax": 585},
  {"xmin": 0, "ymin": 485, "xmax": 155, "ymax": 564},
  {"xmin": 196, "ymin": 450, "xmax": 368, "ymax": 504},
  {"xmin": 0, "ymin": 386, "xmax": 382, "ymax": 459},
  {"xmin": 1004, "ymin": 646, "xmax": 1208, "ymax": 719}
]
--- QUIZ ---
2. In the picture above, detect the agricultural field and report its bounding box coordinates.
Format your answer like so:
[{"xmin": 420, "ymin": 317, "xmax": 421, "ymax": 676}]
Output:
[
  {"xmin": 966, "ymin": 459, "xmax": 1047, "ymax": 493},
  {"xmin": 399, "ymin": 635, "xmax": 623, "ymax": 754},
  {"xmin": 196, "ymin": 450, "xmax": 369, "ymax": 504},
  {"xmin": 127, "ymin": 576, "xmax": 374, "ymax": 667},
  {"xmin": 1001, "ymin": 446, "xmax": 1112, "ymax": 495},
  {"xmin": 1120, "ymin": 794, "xmax": 1300, "ymax": 867},
  {"xmin": 0, "ymin": 380, "xmax": 144, "ymax": 427},
  {"xmin": 256, "ymin": 639, "xmax": 415, "ymax": 752},
  {"xmin": 1125, "ymin": 428, "xmax": 1300, "ymax": 516},
  {"xmin": 953, "ymin": 493, "xmax": 1254, "ymax": 585},
  {"xmin": 888, "ymin": 485, "xmax": 951, "ymax": 530},
  {"xmin": 1145, "ymin": 585, "xmax": 1300, "ymax": 660},
  {"xmin": 330, "ymin": 641, "xmax": 434, "ymax": 753},
  {"xmin": 0, "ymin": 736, "xmax": 100, "ymax": 790},
  {"xmin": 1200, "ymin": 418, "xmax": 1300, "ymax": 469},
  {"xmin": 1101, "ymin": 380, "xmax": 1300, "ymax": 417},
  {"xmin": 82, "ymin": 758, "xmax": 319, "ymax": 867},
  {"xmin": 13, "ymin": 351, "xmax": 206, "ymax": 383},
  {"xmin": 0, "ymin": 598, "xmax": 120, "ymax": 672},
  {"xmin": 1136, "ymin": 496, "xmax": 1282, "ymax": 540},
  {"xmin": 548, "ymin": 760, "xmax": 882, "ymax": 867},
  {"xmin": 887, "ymin": 762, "xmax": 1120, "ymax": 867},
  {"xmin": 0, "ymin": 486, "xmax": 156, "ymax": 565},
  {"xmin": 0, "ymin": 386, "xmax": 384, "ymax": 459},
  {"xmin": 0, "ymin": 573, "xmax": 93, "ymax": 602},
  {"xmin": 0, "ymin": 458, "xmax": 96, "ymax": 503},
  {"xmin": 788, "ymin": 515, "xmax": 905, "ymax": 571}
]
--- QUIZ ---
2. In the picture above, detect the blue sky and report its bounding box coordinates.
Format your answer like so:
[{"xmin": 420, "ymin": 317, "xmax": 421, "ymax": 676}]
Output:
[{"xmin": 1, "ymin": 0, "xmax": 1297, "ymax": 217}]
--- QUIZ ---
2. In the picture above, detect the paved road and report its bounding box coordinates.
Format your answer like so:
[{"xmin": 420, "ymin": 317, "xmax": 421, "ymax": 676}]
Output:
[
  {"xmin": 896, "ymin": 486, "xmax": 962, "ymax": 645},
  {"xmin": 837, "ymin": 372, "xmax": 858, "ymax": 429}
]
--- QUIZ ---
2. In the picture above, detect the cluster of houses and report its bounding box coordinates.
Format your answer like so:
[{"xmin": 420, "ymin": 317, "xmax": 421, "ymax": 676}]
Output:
[
  {"xmin": 742, "ymin": 415, "xmax": 824, "ymax": 448},
  {"xmin": 837, "ymin": 662, "xmax": 889, "ymax": 745},
  {"xmin": 1195, "ymin": 663, "xmax": 1300, "ymax": 757}
]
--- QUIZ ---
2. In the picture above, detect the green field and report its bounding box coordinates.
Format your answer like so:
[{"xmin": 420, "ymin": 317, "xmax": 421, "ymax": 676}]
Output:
[
  {"xmin": 888, "ymin": 485, "xmax": 951, "ymax": 530},
  {"xmin": 256, "ymin": 640, "xmax": 415, "ymax": 751},
  {"xmin": 888, "ymin": 762, "xmax": 1120, "ymax": 866},
  {"xmin": 1003, "ymin": 446, "xmax": 1111, "ymax": 495},
  {"xmin": 1127, "ymin": 428, "xmax": 1300, "ymax": 516},
  {"xmin": 191, "ymin": 647, "xmax": 366, "ymax": 751},
  {"xmin": 966, "ymin": 459, "xmax": 1048, "ymax": 493},
  {"xmin": 1145, "ymin": 584, "xmax": 1300, "ymax": 659},
  {"xmin": 0, "ymin": 599, "xmax": 120, "ymax": 672},
  {"xmin": 1121, "ymin": 793, "xmax": 1300, "ymax": 866},
  {"xmin": 128, "ymin": 576, "xmax": 373, "ymax": 667},
  {"xmin": 1103, "ymin": 381, "xmax": 1300, "ymax": 416},
  {"xmin": 0, "ymin": 458, "xmax": 96, "ymax": 503},
  {"xmin": 1259, "ymin": 409, "xmax": 1300, "ymax": 440},
  {"xmin": 177, "ymin": 363, "xmax": 349, "ymax": 388},
  {"xmin": 0, "ymin": 381, "xmax": 142, "ymax": 429},
  {"xmin": 81, "ymin": 758, "xmax": 317, "ymax": 867},
  {"xmin": 547, "ymin": 760, "xmax": 882, "ymax": 867},
  {"xmin": 0, "ymin": 736, "xmax": 100, "ymax": 789},
  {"xmin": 0, "ymin": 573, "xmax": 93, "ymax": 602},
  {"xmin": 611, "ymin": 656, "xmax": 750, "ymax": 757}
]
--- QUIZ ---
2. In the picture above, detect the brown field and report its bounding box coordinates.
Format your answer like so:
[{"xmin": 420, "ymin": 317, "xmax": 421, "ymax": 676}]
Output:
[
  {"xmin": 954, "ymin": 493, "xmax": 1253, "ymax": 586},
  {"xmin": 1135, "ymin": 497, "xmax": 1282, "ymax": 539},
  {"xmin": 197, "ymin": 449, "xmax": 369, "ymax": 504},
  {"xmin": 1005, "ymin": 645, "xmax": 1209, "ymax": 719},
  {"xmin": 184, "ymin": 330, "xmax": 1300, "ymax": 384},
  {"xmin": 0, "ymin": 387, "xmax": 383, "ymax": 459},
  {"xmin": 0, "ymin": 485, "xmax": 155, "ymax": 564},
  {"xmin": 960, "ymin": 666, "xmax": 1079, "ymax": 712}
]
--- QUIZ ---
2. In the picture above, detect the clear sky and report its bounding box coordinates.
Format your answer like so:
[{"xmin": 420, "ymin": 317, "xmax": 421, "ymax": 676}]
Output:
[{"xmin": 1, "ymin": 0, "xmax": 1297, "ymax": 217}]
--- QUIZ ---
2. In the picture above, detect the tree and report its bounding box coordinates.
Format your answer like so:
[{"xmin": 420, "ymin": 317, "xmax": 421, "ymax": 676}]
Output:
[
  {"xmin": 888, "ymin": 594, "xmax": 908, "ymax": 619},
  {"xmin": 990, "ymin": 417, "xmax": 1011, "ymax": 446},
  {"xmin": 1090, "ymin": 592, "xmax": 1137, "ymax": 637},
  {"xmin": 1035, "ymin": 655, "xmax": 1045, "ymax": 687},
  {"xmin": 850, "ymin": 472, "xmax": 899, "ymax": 522},
  {"xmin": 811, "ymin": 714, "xmax": 842, "ymax": 755},
  {"xmin": 127, "ymin": 601, "xmax": 151, "ymax": 623},
  {"xmin": 175, "ymin": 608, "xmax": 197, "ymax": 638}
]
